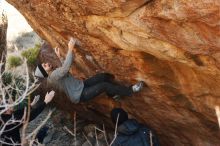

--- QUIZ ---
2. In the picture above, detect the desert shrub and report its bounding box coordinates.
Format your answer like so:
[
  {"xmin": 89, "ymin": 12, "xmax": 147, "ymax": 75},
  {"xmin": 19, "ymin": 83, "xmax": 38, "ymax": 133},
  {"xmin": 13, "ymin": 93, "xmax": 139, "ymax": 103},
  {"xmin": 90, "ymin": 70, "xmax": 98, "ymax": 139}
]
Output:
[
  {"xmin": 7, "ymin": 55, "xmax": 23, "ymax": 68},
  {"xmin": 21, "ymin": 44, "xmax": 40, "ymax": 66}
]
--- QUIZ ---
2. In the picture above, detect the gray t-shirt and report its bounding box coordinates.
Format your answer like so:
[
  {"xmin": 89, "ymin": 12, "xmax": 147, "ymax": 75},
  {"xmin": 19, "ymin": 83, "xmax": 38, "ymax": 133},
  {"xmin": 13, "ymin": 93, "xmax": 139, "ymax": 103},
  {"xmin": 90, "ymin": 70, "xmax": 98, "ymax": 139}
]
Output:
[{"xmin": 48, "ymin": 49, "xmax": 84, "ymax": 103}]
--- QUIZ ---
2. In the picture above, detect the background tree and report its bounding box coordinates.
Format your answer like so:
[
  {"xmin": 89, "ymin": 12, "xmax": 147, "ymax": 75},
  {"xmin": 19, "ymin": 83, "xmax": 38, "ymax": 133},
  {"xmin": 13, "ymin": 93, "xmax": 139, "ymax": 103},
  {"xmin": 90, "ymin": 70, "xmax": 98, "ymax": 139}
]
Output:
[{"xmin": 0, "ymin": 12, "xmax": 7, "ymax": 72}]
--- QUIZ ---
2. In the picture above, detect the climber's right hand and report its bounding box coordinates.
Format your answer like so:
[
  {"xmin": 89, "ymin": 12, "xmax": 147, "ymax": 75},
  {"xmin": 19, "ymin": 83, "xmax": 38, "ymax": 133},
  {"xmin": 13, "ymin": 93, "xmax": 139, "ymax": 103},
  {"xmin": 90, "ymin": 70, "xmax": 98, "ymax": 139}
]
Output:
[{"xmin": 44, "ymin": 90, "xmax": 55, "ymax": 104}]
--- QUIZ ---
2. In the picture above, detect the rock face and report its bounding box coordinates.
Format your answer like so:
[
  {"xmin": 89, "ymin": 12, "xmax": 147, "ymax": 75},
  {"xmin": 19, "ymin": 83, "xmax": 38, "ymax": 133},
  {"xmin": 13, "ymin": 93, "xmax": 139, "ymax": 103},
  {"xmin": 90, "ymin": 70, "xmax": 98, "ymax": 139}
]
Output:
[{"xmin": 6, "ymin": 0, "xmax": 220, "ymax": 145}]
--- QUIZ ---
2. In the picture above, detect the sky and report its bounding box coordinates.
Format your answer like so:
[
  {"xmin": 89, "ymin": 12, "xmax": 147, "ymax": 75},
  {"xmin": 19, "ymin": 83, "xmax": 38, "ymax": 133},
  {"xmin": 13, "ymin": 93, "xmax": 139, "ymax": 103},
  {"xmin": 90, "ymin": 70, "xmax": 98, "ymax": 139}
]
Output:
[{"xmin": 0, "ymin": 0, "xmax": 33, "ymax": 42}]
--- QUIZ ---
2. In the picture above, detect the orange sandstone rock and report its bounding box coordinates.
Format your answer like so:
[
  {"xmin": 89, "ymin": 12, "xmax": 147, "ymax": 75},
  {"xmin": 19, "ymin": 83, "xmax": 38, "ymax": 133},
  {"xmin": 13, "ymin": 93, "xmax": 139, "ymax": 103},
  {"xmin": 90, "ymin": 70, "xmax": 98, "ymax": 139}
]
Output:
[{"xmin": 6, "ymin": 0, "xmax": 220, "ymax": 145}]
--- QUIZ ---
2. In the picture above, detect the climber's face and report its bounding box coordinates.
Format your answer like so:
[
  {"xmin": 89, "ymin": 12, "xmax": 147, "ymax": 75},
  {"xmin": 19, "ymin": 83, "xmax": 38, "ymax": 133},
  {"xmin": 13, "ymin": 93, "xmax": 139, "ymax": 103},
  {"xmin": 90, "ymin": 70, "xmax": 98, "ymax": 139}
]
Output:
[{"xmin": 42, "ymin": 63, "xmax": 53, "ymax": 72}]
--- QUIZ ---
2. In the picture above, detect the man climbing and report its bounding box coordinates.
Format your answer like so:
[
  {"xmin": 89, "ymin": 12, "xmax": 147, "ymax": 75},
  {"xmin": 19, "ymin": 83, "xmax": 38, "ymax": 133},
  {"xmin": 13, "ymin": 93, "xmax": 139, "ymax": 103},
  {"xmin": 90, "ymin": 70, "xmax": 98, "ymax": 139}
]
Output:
[
  {"xmin": 0, "ymin": 91, "xmax": 55, "ymax": 146},
  {"xmin": 35, "ymin": 37, "xmax": 144, "ymax": 103},
  {"xmin": 111, "ymin": 108, "xmax": 160, "ymax": 146}
]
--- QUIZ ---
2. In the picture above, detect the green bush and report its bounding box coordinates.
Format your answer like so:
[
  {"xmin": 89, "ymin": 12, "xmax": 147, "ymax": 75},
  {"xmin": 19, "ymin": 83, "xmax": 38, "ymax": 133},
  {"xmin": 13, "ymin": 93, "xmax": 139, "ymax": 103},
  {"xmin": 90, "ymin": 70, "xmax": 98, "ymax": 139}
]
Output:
[
  {"xmin": 21, "ymin": 44, "xmax": 40, "ymax": 66},
  {"xmin": 2, "ymin": 71, "xmax": 28, "ymax": 110},
  {"xmin": 7, "ymin": 55, "xmax": 23, "ymax": 68},
  {"xmin": 2, "ymin": 72, "xmax": 25, "ymax": 89}
]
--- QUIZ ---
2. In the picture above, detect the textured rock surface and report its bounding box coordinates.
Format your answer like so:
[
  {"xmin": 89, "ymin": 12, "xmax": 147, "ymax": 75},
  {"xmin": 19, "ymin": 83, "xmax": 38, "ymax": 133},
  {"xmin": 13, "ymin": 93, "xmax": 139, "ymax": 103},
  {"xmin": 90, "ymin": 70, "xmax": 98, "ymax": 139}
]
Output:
[{"xmin": 6, "ymin": 0, "xmax": 220, "ymax": 145}]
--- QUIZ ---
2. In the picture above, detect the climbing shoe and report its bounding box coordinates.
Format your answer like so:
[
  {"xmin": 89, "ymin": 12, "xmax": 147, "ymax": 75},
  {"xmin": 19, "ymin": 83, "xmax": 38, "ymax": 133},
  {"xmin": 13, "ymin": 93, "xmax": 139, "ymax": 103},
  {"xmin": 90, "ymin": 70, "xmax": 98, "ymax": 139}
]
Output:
[{"xmin": 132, "ymin": 81, "xmax": 144, "ymax": 93}]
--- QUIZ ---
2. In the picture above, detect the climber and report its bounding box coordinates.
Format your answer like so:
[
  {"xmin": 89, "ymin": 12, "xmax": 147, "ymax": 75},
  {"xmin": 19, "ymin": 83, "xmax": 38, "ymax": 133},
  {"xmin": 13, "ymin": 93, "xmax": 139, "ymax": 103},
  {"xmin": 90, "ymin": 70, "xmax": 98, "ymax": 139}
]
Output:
[
  {"xmin": 111, "ymin": 108, "xmax": 160, "ymax": 146},
  {"xmin": 35, "ymin": 37, "xmax": 144, "ymax": 103},
  {"xmin": 0, "ymin": 91, "xmax": 55, "ymax": 146}
]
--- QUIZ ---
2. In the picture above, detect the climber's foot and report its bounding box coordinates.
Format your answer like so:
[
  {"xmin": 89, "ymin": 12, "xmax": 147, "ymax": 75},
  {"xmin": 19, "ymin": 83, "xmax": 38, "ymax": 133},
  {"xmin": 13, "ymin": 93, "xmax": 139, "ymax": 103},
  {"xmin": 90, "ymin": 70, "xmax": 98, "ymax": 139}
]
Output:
[{"xmin": 132, "ymin": 81, "xmax": 144, "ymax": 93}]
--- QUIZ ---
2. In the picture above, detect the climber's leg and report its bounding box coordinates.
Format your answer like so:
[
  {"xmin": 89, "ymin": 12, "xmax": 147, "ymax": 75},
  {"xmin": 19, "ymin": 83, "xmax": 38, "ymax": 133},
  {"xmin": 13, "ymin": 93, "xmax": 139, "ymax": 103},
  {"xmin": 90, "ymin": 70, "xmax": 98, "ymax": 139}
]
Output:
[
  {"xmin": 83, "ymin": 73, "xmax": 115, "ymax": 87},
  {"xmin": 80, "ymin": 82, "xmax": 132, "ymax": 102},
  {"xmin": 111, "ymin": 81, "xmax": 145, "ymax": 100}
]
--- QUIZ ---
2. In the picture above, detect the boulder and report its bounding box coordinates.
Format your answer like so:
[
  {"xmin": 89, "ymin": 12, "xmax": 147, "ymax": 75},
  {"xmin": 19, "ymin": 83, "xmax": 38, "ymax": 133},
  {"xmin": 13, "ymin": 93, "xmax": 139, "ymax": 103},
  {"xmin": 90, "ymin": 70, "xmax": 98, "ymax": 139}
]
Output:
[{"xmin": 6, "ymin": 0, "xmax": 220, "ymax": 145}]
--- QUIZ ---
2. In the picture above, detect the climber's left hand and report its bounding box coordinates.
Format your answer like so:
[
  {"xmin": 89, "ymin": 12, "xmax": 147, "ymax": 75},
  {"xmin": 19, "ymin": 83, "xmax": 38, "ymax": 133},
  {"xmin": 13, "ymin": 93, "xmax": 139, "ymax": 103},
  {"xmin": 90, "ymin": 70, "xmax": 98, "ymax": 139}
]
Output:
[{"xmin": 54, "ymin": 47, "xmax": 61, "ymax": 59}]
